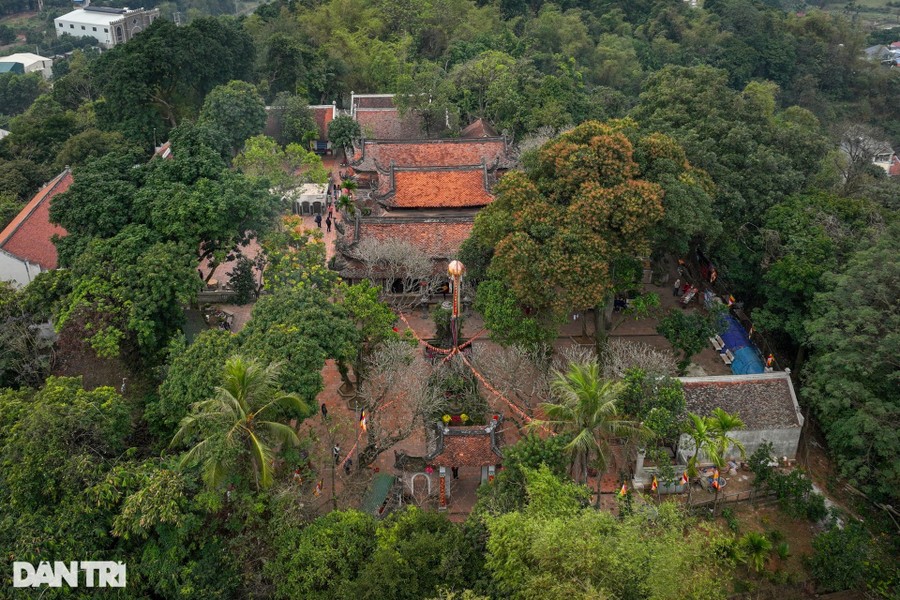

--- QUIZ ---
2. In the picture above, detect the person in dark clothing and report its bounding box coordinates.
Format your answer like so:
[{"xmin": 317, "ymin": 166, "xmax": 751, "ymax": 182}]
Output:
[
  {"xmin": 321, "ymin": 403, "xmax": 328, "ymax": 419},
  {"xmin": 325, "ymin": 216, "xmax": 332, "ymax": 232},
  {"xmin": 451, "ymin": 466, "xmax": 459, "ymax": 479},
  {"xmin": 344, "ymin": 458, "xmax": 352, "ymax": 476},
  {"xmin": 314, "ymin": 213, "xmax": 322, "ymax": 228}
]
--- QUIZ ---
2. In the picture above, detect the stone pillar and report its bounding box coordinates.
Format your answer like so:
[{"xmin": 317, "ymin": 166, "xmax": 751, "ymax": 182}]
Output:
[
  {"xmin": 635, "ymin": 448, "xmax": 646, "ymax": 476},
  {"xmin": 488, "ymin": 465, "xmax": 495, "ymax": 483},
  {"xmin": 438, "ymin": 467, "xmax": 447, "ymax": 511},
  {"xmin": 480, "ymin": 466, "xmax": 488, "ymax": 484}
]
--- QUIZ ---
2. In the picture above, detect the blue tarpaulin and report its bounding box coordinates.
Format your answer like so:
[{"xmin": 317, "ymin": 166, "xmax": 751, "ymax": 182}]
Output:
[
  {"xmin": 732, "ymin": 346, "xmax": 765, "ymax": 374},
  {"xmin": 719, "ymin": 315, "xmax": 765, "ymax": 375}
]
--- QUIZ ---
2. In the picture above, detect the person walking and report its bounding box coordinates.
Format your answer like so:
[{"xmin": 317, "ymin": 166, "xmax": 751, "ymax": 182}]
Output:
[
  {"xmin": 451, "ymin": 466, "xmax": 459, "ymax": 479},
  {"xmin": 314, "ymin": 213, "xmax": 322, "ymax": 228},
  {"xmin": 332, "ymin": 444, "xmax": 341, "ymax": 464},
  {"xmin": 325, "ymin": 215, "xmax": 332, "ymax": 233},
  {"xmin": 321, "ymin": 402, "xmax": 328, "ymax": 419},
  {"xmin": 343, "ymin": 458, "xmax": 352, "ymax": 476}
]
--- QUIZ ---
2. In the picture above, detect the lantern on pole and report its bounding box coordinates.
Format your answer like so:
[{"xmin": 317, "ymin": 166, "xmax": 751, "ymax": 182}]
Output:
[{"xmin": 447, "ymin": 260, "xmax": 465, "ymax": 349}]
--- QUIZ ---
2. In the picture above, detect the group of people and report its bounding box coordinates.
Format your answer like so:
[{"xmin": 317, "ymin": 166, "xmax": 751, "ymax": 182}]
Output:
[{"xmin": 314, "ymin": 204, "xmax": 334, "ymax": 232}]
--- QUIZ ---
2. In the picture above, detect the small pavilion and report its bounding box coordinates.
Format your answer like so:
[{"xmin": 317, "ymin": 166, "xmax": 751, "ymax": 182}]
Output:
[{"xmin": 425, "ymin": 415, "xmax": 504, "ymax": 511}]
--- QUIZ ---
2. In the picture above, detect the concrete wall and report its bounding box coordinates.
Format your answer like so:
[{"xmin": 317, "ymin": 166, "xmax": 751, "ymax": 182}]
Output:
[
  {"xmin": 54, "ymin": 17, "xmax": 114, "ymax": 46},
  {"xmin": 677, "ymin": 427, "xmax": 801, "ymax": 465},
  {"xmin": 0, "ymin": 251, "xmax": 44, "ymax": 287}
]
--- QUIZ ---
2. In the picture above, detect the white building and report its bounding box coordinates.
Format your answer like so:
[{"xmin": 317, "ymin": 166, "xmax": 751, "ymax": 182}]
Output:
[
  {"xmin": 0, "ymin": 53, "xmax": 53, "ymax": 79},
  {"xmin": 54, "ymin": 5, "xmax": 159, "ymax": 48},
  {"xmin": 0, "ymin": 129, "xmax": 9, "ymax": 141}
]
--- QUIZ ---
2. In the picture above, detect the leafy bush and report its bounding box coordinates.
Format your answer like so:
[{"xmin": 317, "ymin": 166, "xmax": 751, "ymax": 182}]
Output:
[
  {"xmin": 749, "ymin": 442, "xmax": 826, "ymax": 521},
  {"xmin": 722, "ymin": 507, "xmax": 739, "ymax": 533},
  {"xmin": 775, "ymin": 542, "xmax": 790, "ymax": 560},
  {"xmin": 807, "ymin": 522, "xmax": 875, "ymax": 593}
]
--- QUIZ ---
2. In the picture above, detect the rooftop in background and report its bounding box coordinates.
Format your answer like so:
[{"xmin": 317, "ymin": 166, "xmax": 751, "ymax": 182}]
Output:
[
  {"xmin": 0, "ymin": 169, "xmax": 71, "ymax": 271},
  {"xmin": 459, "ymin": 118, "xmax": 499, "ymax": 139},
  {"xmin": 350, "ymin": 93, "xmax": 425, "ymax": 139},
  {"xmin": 678, "ymin": 372, "xmax": 803, "ymax": 430},
  {"xmin": 350, "ymin": 93, "xmax": 396, "ymax": 111},
  {"xmin": 153, "ymin": 141, "xmax": 173, "ymax": 160},
  {"xmin": 309, "ymin": 104, "xmax": 336, "ymax": 142},
  {"xmin": 56, "ymin": 7, "xmax": 141, "ymax": 25},
  {"xmin": 351, "ymin": 137, "xmax": 511, "ymax": 172},
  {"xmin": 379, "ymin": 166, "xmax": 494, "ymax": 209},
  {"xmin": 348, "ymin": 216, "xmax": 475, "ymax": 260},
  {"xmin": 0, "ymin": 53, "xmax": 52, "ymax": 67}
]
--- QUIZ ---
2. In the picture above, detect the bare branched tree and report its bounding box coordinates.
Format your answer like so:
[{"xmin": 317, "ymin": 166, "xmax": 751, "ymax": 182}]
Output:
[
  {"xmin": 355, "ymin": 237, "xmax": 444, "ymax": 310},
  {"xmin": 0, "ymin": 316, "xmax": 55, "ymax": 388},
  {"xmin": 513, "ymin": 124, "xmax": 574, "ymax": 167},
  {"xmin": 554, "ymin": 344, "xmax": 599, "ymax": 371},
  {"xmin": 601, "ymin": 339, "xmax": 678, "ymax": 379},
  {"xmin": 355, "ymin": 340, "xmax": 441, "ymax": 469},
  {"xmin": 837, "ymin": 123, "xmax": 892, "ymax": 196},
  {"xmin": 468, "ymin": 344, "xmax": 553, "ymax": 414}
]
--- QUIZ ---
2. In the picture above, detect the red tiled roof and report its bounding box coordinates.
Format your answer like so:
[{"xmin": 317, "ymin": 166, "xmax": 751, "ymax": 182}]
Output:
[
  {"xmin": 459, "ymin": 118, "xmax": 499, "ymax": 139},
  {"xmin": 351, "ymin": 138, "xmax": 509, "ymax": 172},
  {"xmin": 310, "ymin": 105, "xmax": 334, "ymax": 141},
  {"xmin": 0, "ymin": 170, "xmax": 71, "ymax": 270},
  {"xmin": 385, "ymin": 167, "xmax": 493, "ymax": 209},
  {"xmin": 355, "ymin": 108, "xmax": 424, "ymax": 139},
  {"xmin": 154, "ymin": 141, "xmax": 173, "ymax": 160},
  {"xmin": 354, "ymin": 218, "xmax": 474, "ymax": 258},
  {"xmin": 430, "ymin": 435, "xmax": 499, "ymax": 467},
  {"xmin": 428, "ymin": 422, "xmax": 504, "ymax": 467}
]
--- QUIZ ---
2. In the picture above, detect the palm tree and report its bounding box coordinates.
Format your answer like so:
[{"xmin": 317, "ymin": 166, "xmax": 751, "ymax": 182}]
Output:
[
  {"xmin": 170, "ymin": 357, "xmax": 305, "ymax": 491},
  {"xmin": 682, "ymin": 409, "xmax": 746, "ymax": 506},
  {"xmin": 708, "ymin": 407, "xmax": 746, "ymax": 463},
  {"xmin": 531, "ymin": 362, "xmax": 650, "ymax": 494},
  {"xmin": 337, "ymin": 194, "xmax": 355, "ymax": 215},
  {"xmin": 740, "ymin": 532, "xmax": 772, "ymax": 573},
  {"xmin": 708, "ymin": 407, "xmax": 746, "ymax": 513},
  {"xmin": 682, "ymin": 412, "xmax": 718, "ymax": 505}
]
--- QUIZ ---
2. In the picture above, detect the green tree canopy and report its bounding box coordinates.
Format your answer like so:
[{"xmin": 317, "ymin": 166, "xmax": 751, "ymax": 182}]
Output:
[
  {"xmin": 469, "ymin": 120, "xmax": 666, "ymax": 344},
  {"xmin": 199, "ymin": 80, "xmax": 267, "ymax": 154},
  {"xmin": 239, "ymin": 287, "xmax": 357, "ymax": 402},
  {"xmin": 150, "ymin": 329, "xmax": 240, "ymax": 443},
  {"xmin": 484, "ymin": 465, "xmax": 731, "ymax": 599},
  {"xmin": 802, "ymin": 223, "xmax": 900, "ymax": 504}
]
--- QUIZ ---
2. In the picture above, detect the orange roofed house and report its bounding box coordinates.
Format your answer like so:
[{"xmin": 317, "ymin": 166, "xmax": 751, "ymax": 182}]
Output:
[
  {"xmin": 0, "ymin": 169, "xmax": 71, "ymax": 287},
  {"xmin": 334, "ymin": 129, "xmax": 514, "ymax": 284}
]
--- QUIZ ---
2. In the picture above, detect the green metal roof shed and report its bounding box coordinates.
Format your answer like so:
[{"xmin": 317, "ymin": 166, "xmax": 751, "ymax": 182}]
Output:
[{"xmin": 360, "ymin": 473, "xmax": 396, "ymax": 517}]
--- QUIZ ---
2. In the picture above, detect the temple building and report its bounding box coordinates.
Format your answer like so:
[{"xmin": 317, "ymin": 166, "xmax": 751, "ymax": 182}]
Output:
[{"xmin": 334, "ymin": 132, "xmax": 514, "ymax": 281}]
